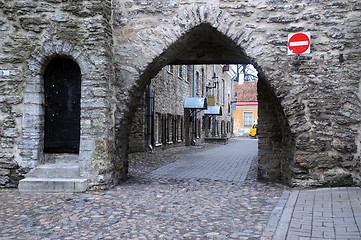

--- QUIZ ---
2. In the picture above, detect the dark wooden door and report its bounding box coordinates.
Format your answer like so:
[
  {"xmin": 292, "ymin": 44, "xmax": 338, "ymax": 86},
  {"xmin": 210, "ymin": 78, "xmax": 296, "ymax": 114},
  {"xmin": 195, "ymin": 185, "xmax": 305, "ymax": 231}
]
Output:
[{"xmin": 44, "ymin": 57, "xmax": 81, "ymax": 153}]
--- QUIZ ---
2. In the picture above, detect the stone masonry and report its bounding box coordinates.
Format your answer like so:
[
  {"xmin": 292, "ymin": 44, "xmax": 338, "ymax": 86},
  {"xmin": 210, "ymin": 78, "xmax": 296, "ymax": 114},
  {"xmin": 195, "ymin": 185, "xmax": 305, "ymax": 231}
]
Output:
[
  {"xmin": 129, "ymin": 64, "xmax": 233, "ymax": 153},
  {"xmin": 0, "ymin": 0, "xmax": 360, "ymax": 189}
]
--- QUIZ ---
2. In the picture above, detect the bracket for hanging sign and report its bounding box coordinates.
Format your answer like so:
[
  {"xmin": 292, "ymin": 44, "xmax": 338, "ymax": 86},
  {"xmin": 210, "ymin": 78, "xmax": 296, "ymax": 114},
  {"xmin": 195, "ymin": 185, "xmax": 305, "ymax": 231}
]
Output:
[{"xmin": 290, "ymin": 54, "xmax": 302, "ymax": 70}]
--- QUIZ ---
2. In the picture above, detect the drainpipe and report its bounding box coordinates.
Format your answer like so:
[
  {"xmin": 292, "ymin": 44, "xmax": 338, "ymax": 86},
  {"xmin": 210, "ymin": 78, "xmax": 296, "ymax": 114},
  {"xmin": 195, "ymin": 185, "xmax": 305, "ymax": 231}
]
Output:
[
  {"xmin": 231, "ymin": 71, "xmax": 234, "ymax": 138},
  {"xmin": 212, "ymin": 64, "xmax": 216, "ymax": 137},
  {"xmin": 192, "ymin": 65, "xmax": 196, "ymax": 145},
  {"xmin": 147, "ymin": 81, "xmax": 153, "ymax": 152}
]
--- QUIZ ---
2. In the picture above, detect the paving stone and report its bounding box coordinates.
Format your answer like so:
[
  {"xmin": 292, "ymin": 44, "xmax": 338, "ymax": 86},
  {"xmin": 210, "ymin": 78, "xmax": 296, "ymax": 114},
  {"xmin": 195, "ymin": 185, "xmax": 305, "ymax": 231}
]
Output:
[
  {"xmin": 2, "ymin": 139, "xmax": 361, "ymax": 239},
  {"xmin": 274, "ymin": 187, "xmax": 361, "ymax": 240},
  {"xmin": 0, "ymin": 139, "xmax": 288, "ymax": 239}
]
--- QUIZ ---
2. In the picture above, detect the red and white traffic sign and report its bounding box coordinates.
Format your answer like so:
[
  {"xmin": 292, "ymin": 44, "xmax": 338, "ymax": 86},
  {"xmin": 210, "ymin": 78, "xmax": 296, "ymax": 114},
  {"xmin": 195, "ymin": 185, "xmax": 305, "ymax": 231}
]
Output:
[{"xmin": 288, "ymin": 32, "xmax": 311, "ymax": 55}]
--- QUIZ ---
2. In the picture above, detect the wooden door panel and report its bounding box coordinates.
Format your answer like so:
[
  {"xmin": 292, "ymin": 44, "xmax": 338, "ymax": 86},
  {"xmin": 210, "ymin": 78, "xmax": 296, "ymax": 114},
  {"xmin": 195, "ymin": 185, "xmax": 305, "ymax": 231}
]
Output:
[{"xmin": 44, "ymin": 57, "xmax": 81, "ymax": 153}]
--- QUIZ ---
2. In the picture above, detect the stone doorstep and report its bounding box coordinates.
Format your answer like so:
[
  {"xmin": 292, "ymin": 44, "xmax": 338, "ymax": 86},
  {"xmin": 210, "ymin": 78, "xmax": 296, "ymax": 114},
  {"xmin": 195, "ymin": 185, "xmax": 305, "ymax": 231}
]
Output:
[
  {"xmin": 18, "ymin": 178, "xmax": 88, "ymax": 193},
  {"xmin": 45, "ymin": 153, "xmax": 79, "ymax": 163},
  {"xmin": 19, "ymin": 153, "xmax": 88, "ymax": 193},
  {"xmin": 26, "ymin": 164, "xmax": 81, "ymax": 178}
]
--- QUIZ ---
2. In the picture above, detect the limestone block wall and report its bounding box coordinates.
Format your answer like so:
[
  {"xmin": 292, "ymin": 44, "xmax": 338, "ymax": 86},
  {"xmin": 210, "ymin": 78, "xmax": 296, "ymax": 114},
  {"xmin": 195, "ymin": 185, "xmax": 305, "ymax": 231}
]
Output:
[
  {"xmin": 0, "ymin": 0, "xmax": 116, "ymax": 188},
  {"xmin": 129, "ymin": 65, "xmax": 192, "ymax": 153},
  {"xmin": 0, "ymin": 0, "xmax": 360, "ymax": 188},
  {"xmin": 113, "ymin": 0, "xmax": 361, "ymax": 187},
  {"xmin": 129, "ymin": 64, "xmax": 233, "ymax": 152}
]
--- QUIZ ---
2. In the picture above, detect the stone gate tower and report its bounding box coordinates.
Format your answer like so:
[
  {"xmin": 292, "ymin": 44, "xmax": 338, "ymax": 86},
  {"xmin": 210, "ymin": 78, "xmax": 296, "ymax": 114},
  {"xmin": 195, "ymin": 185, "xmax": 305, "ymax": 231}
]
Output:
[{"xmin": 0, "ymin": 0, "xmax": 360, "ymax": 190}]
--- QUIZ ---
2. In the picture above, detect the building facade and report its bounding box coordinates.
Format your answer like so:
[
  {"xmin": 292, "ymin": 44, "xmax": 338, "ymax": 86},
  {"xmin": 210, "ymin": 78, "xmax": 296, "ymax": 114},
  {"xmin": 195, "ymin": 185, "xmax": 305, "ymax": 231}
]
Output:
[
  {"xmin": 0, "ymin": 1, "xmax": 360, "ymax": 189},
  {"xmin": 129, "ymin": 64, "xmax": 234, "ymax": 153},
  {"xmin": 233, "ymin": 102, "xmax": 258, "ymax": 137},
  {"xmin": 233, "ymin": 80, "xmax": 258, "ymax": 136}
]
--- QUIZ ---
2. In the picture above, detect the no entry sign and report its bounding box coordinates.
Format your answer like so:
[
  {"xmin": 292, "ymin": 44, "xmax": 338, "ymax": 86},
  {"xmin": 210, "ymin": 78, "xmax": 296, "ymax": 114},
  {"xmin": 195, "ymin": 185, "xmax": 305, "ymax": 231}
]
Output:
[{"xmin": 288, "ymin": 32, "xmax": 311, "ymax": 55}]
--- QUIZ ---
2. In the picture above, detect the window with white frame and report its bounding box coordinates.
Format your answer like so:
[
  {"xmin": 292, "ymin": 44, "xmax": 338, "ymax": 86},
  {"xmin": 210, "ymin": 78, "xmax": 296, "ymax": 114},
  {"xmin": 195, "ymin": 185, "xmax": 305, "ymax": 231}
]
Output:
[
  {"xmin": 243, "ymin": 112, "xmax": 254, "ymax": 127},
  {"xmin": 177, "ymin": 65, "xmax": 182, "ymax": 78},
  {"xmin": 167, "ymin": 65, "xmax": 173, "ymax": 74},
  {"xmin": 177, "ymin": 116, "xmax": 182, "ymax": 141},
  {"xmin": 167, "ymin": 114, "xmax": 173, "ymax": 143},
  {"xmin": 222, "ymin": 79, "xmax": 225, "ymax": 106},
  {"xmin": 201, "ymin": 68, "xmax": 205, "ymax": 97},
  {"xmin": 155, "ymin": 113, "xmax": 162, "ymax": 144}
]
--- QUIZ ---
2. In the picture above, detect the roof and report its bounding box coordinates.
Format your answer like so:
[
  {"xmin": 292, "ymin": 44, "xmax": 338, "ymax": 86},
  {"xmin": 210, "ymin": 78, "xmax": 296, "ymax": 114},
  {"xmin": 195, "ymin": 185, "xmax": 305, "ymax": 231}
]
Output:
[
  {"xmin": 233, "ymin": 81, "xmax": 257, "ymax": 102},
  {"xmin": 234, "ymin": 102, "xmax": 258, "ymax": 106}
]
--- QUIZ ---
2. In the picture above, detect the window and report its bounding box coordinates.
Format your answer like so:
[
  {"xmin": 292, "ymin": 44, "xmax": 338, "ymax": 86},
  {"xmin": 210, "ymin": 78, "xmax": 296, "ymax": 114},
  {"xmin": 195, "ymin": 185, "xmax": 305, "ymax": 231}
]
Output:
[
  {"xmin": 181, "ymin": 116, "xmax": 184, "ymax": 141},
  {"xmin": 201, "ymin": 68, "xmax": 205, "ymax": 97},
  {"xmin": 172, "ymin": 115, "xmax": 176, "ymax": 143},
  {"xmin": 167, "ymin": 114, "xmax": 172, "ymax": 144},
  {"xmin": 243, "ymin": 112, "xmax": 254, "ymax": 127},
  {"xmin": 216, "ymin": 120, "xmax": 219, "ymax": 136},
  {"xmin": 221, "ymin": 120, "xmax": 225, "ymax": 135},
  {"xmin": 184, "ymin": 65, "xmax": 188, "ymax": 82},
  {"xmin": 167, "ymin": 65, "xmax": 173, "ymax": 74},
  {"xmin": 228, "ymin": 94, "xmax": 230, "ymax": 114},
  {"xmin": 196, "ymin": 71, "xmax": 200, "ymax": 96},
  {"xmin": 177, "ymin": 65, "xmax": 182, "ymax": 79},
  {"xmin": 222, "ymin": 79, "xmax": 225, "ymax": 106},
  {"xmin": 177, "ymin": 116, "xmax": 182, "ymax": 142},
  {"xmin": 155, "ymin": 113, "xmax": 162, "ymax": 145}
]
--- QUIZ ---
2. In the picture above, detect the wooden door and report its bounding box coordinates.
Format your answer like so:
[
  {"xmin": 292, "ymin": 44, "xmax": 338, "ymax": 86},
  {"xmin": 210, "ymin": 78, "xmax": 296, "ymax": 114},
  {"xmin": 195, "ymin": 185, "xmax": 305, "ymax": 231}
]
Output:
[{"xmin": 44, "ymin": 57, "xmax": 81, "ymax": 153}]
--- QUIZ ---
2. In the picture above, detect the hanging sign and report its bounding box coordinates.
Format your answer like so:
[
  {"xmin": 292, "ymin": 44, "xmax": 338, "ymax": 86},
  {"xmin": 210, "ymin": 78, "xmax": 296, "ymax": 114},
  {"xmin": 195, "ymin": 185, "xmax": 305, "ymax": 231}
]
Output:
[{"xmin": 288, "ymin": 32, "xmax": 311, "ymax": 55}]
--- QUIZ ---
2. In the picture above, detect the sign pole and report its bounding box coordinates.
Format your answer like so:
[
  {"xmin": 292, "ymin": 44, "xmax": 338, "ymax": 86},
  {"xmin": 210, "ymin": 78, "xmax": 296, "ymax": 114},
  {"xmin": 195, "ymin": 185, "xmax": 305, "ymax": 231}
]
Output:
[{"xmin": 296, "ymin": 54, "xmax": 301, "ymax": 70}]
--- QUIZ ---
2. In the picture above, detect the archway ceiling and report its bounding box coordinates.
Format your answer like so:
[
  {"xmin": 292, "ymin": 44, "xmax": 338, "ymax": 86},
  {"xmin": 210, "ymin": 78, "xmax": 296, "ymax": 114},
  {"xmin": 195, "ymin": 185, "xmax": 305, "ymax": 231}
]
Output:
[{"xmin": 166, "ymin": 24, "xmax": 250, "ymax": 65}]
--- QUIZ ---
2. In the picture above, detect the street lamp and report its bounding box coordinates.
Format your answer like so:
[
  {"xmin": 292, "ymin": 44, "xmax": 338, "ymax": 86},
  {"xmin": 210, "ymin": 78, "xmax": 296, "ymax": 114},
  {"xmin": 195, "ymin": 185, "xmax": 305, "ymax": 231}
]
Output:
[
  {"xmin": 231, "ymin": 92, "xmax": 238, "ymax": 138},
  {"xmin": 206, "ymin": 72, "xmax": 218, "ymax": 91},
  {"xmin": 205, "ymin": 72, "xmax": 218, "ymax": 137}
]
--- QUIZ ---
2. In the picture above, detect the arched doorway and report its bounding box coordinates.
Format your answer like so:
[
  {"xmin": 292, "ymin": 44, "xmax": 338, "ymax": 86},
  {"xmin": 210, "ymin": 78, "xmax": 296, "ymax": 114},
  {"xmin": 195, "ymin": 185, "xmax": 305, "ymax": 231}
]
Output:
[
  {"xmin": 117, "ymin": 23, "xmax": 294, "ymax": 185},
  {"xmin": 43, "ymin": 57, "xmax": 81, "ymax": 153}
]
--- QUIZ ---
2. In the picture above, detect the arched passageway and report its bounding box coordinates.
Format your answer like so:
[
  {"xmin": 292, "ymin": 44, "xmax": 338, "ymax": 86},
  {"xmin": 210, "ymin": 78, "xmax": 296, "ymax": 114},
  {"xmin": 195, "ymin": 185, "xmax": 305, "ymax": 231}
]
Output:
[
  {"xmin": 116, "ymin": 23, "xmax": 294, "ymax": 185},
  {"xmin": 1, "ymin": 0, "xmax": 359, "ymax": 190}
]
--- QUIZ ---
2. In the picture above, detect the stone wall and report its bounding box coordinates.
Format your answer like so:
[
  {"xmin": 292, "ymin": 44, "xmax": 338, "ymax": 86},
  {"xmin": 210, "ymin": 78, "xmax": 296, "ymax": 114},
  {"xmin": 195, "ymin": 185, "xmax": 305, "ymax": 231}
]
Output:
[
  {"xmin": 128, "ymin": 65, "xmax": 192, "ymax": 153},
  {"xmin": 0, "ymin": 0, "xmax": 360, "ymax": 188},
  {"xmin": 113, "ymin": 0, "xmax": 361, "ymax": 187},
  {"xmin": 129, "ymin": 64, "xmax": 233, "ymax": 152},
  {"xmin": 0, "ymin": 0, "xmax": 116, "ymax": 188}
]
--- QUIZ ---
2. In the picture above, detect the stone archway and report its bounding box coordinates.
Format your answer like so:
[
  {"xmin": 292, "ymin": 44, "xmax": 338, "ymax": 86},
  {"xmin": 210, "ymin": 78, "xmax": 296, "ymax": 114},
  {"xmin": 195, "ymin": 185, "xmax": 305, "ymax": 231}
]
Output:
[
  {"xmin": 0, "ymin": 0, "xmax": 358, "ymax": 189},
  {"xmin": 23, "ymin": 41, "xmax": 93, "ymax": 176},
  {"xmin": 112, "ymin": 1, "xmax": 361, "ymax": 187},
  {"xmin": 114, "ymin": 22, "xmax": 294, "ymax": 185}
]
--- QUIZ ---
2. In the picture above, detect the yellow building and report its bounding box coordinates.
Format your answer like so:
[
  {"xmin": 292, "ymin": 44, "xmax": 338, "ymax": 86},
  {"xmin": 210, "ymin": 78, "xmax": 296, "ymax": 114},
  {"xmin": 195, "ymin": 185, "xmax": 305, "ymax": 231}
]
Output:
[{"xmin": 233, "ymin": 101, "xmax": 258, "ymax": 136}]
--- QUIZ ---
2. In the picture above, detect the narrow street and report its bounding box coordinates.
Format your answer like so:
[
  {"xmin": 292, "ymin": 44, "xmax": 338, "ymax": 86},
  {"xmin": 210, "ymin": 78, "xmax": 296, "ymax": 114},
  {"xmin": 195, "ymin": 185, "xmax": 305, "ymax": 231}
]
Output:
[
  {"xmin": 1, "ymin": 139, "xmax": 360, "ymax": 240},
  {"xmin": 147, "ymin": 138, "xmax": 257, "ymax": 182}
]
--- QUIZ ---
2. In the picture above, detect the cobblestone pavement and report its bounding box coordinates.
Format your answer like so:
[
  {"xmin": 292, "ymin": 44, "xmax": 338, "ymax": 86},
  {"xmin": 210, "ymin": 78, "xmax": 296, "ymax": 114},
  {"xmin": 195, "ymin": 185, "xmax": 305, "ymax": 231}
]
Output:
[
  {"xmin": 0, "ymin": 138, "xmax": 287, "ymax": 240},
  {"xmin": 1, "ymin": 138, "xmax": 360, "ymax": 240},
  {"xmin": 0, "ymin": 179, "xmax": 285, "ymax": 240},
  {"xmin": 147, "ymin": 138, "xmax": 257, "ymax": 182}
]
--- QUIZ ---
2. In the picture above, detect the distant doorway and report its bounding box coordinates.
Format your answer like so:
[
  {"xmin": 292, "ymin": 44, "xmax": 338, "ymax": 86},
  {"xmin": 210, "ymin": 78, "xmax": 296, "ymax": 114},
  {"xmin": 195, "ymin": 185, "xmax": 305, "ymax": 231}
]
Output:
[{"xmin": 44, "ymin": 57, "xmax": 81, "ymax": 153}]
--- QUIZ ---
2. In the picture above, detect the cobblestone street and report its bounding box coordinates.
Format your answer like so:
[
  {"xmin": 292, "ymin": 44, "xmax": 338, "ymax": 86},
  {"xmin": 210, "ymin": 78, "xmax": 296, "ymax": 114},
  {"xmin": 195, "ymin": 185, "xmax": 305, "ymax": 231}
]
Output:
[{"xmin": 1, "ymin": 138, "xmax": 360, "ymax": 239}]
